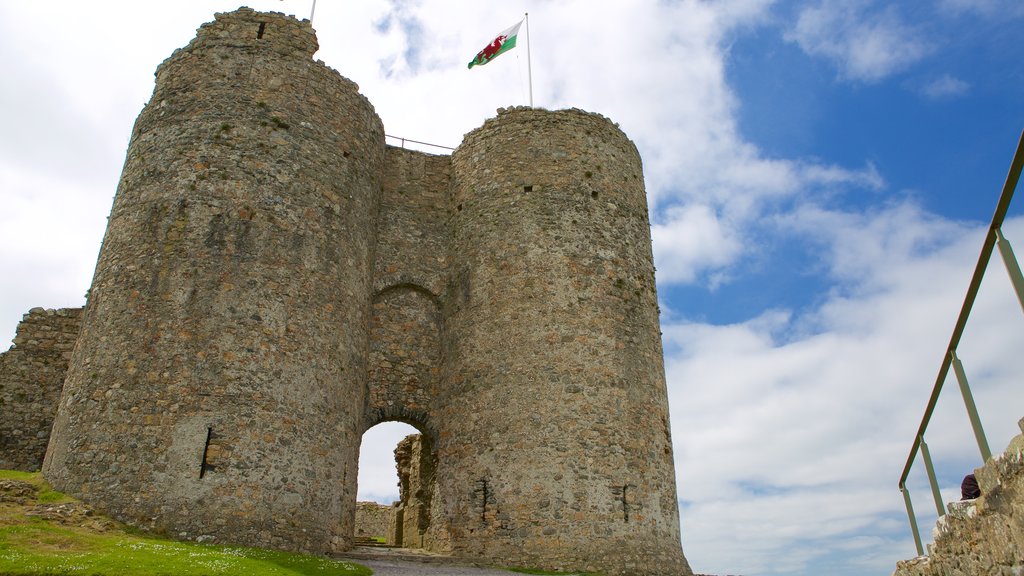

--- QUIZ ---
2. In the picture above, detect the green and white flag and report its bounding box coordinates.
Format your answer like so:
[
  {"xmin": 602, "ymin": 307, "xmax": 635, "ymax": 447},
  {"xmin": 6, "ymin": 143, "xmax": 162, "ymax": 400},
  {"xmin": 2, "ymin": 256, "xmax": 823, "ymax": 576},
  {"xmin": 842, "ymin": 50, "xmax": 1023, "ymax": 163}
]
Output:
[{"xmin": 468, "ymin": 20, "xmax": 523, "ymax": 69}]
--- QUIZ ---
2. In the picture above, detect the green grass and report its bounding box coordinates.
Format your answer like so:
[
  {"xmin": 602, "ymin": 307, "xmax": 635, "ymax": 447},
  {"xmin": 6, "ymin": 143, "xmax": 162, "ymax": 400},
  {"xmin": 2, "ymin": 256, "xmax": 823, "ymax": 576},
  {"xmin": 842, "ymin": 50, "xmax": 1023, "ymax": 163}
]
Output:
[
  {"xmin": 0, "ymin": 470, "xmax": 39, "ymax": 482},
  {"xmin": 0, "ymin": 529, "xmax": 372, "ymax": 576},
  {"xmin": 0, "ymin": 470, "xmax": 72, "ymax": 505},
  {"xmin": 0, "ymin": 471, "xmax": 371, "ymax": 576}
]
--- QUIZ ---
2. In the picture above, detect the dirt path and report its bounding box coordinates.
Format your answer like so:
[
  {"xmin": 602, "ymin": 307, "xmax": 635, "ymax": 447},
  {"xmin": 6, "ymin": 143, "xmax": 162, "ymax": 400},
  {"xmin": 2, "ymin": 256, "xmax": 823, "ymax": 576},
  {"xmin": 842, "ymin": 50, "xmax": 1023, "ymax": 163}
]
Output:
[
  {"xmin": 335, "ymin": 545, "xmax": 544, "ymax": 573},
  {"xmin": 348, "ymin": 557, "xmax": 517, "ymax": 576},
  {"xmin": 335, "ymin": 547, "xmax": 521, "ymax": 576}
]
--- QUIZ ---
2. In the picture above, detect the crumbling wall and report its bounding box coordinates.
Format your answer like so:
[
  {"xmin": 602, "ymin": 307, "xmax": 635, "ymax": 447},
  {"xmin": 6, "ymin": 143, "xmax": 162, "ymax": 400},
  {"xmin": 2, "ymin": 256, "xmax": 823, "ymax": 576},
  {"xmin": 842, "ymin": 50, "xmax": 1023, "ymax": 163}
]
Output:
[
  {"xmin": 354, "ymin": 501, "xmax": 396, "ymax": 543},
  {"xmin": 392, "ymin": 433, "xmax": 448, "ymax": 550},
  {"xmin": 893, "ymin": 417, "xmax": 1024, "ymax": 576},
  {"xmin": 0, "ymin": 308, "xmax": 81, "ymax": 471}
]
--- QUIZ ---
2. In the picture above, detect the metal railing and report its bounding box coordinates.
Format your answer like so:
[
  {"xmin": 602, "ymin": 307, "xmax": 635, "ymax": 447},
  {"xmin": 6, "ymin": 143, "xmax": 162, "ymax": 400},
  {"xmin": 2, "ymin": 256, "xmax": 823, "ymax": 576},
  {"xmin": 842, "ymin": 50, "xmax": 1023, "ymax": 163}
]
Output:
[
  {"xmin": 385, "ymin": 134, "xmax": 455, "ymax": 151},
  {"xmin": 898, "ymin": 129, "xmax": 1024, "ymax": 556}
]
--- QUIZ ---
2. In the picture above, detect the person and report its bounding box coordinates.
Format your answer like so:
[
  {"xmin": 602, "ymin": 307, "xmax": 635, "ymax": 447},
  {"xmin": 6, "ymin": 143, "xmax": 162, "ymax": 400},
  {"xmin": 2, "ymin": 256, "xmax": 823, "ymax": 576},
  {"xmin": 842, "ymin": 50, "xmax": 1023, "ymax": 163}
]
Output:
[{"xmin": 961, "ymin": 473, "xmax": 981, "ymax": 500}]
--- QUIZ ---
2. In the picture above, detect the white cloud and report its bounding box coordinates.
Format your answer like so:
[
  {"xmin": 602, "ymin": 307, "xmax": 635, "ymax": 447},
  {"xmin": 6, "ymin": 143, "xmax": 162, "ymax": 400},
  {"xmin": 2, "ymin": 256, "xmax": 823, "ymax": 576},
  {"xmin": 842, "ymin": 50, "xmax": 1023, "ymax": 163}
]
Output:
[
  {"xmin": 668, "ymin": 212, "xmax": 1024, "ymax": 575},
  {"xmin": 653, "ymin": 204, "xmax": 743, "ymax": 285},
  {"xmin": 786, "ymin": 1, "xmax": 933, "ymax": 83},
  {"xmin": 358, "ymin": 421, "xmax": 419, "ymax": 503},
  {"xmin": 920, "ymin": 74, "xmax": 970, "ymax": 100}
]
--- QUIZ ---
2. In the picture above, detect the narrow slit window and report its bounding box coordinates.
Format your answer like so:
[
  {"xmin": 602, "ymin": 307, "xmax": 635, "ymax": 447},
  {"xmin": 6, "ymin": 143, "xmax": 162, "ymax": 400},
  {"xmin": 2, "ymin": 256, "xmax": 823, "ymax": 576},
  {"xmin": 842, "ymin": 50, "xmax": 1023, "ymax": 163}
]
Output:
[
  {"xmin": 199, "ymin": 427, "xmax": 213, "ymax": 478},
  {"xmin": 257, "ymin": 22, "xmax": 267, "ymax": 39}
]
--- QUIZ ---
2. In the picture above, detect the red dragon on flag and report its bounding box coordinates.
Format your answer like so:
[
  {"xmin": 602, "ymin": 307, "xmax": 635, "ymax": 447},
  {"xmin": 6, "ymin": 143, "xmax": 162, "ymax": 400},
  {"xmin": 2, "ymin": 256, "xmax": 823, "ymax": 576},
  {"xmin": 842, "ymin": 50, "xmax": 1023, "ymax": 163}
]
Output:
[{"xmin": 468, "ymin": 20, "xmax": 522, "ymax": 69}]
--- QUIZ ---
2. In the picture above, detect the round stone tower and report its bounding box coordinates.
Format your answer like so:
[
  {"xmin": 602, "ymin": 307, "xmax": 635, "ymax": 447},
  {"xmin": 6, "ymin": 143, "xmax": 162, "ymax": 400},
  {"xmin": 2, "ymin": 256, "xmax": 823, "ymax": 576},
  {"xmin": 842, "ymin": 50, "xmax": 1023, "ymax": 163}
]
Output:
[
  {"xmin": 43, "ymin": 9, "xmax": 384, "ymax": 552},
  {"xmin": 444, "ymin": 108, "xmax": 691, "ymax": 575}
]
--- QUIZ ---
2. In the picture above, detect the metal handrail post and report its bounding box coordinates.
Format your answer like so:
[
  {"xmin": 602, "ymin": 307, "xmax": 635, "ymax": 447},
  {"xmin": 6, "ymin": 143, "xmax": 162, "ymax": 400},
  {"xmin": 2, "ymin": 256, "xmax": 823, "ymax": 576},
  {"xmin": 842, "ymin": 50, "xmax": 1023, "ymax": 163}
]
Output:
[
  {"xmin": 901, "ymin": 485, "xmax": 925, "ymax": 556},
  {"xmin": 950, "ymin": 351, "xmax": 993, "ymax": 462},
  {"xmin": 897, "ymin": 131, "xmax": 1024, "ymax": 554},
  {"xmin": 995, "ymin": 228, "xmax": 1024, "ymax": 315},
  {"xmin": 919, "ymin": 437, "xmax": 946, "ymax": 517}
]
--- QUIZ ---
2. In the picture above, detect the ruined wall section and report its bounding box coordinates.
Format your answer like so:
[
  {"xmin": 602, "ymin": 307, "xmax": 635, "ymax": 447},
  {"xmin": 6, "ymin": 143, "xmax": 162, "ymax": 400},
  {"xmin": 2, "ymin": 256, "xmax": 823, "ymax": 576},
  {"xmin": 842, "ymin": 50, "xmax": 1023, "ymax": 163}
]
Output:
[
  {"xmin": 393, "ymin": 433, "xmax": 448, "ymax": 551},
  {"xmin": 42, "ymin": 8, "xmax": 384, "ymax": 554},
  {"xmin": 354, "ymin": 502, "xmax": 396, "ymax": 543},
  {"xmin": 444, "ymin": 107, "xmax": 691, "ymax": 575},
  {"xmin": 0, "ymin": 308, "xmax": 81, "ymax": 471},
  {"xmin": 367, "ymin": 148, "xmax": 451, "ymax": 432},
  {"xmin": 893, "ymin": 418, "xmax": 1024, "ymax": 576}
]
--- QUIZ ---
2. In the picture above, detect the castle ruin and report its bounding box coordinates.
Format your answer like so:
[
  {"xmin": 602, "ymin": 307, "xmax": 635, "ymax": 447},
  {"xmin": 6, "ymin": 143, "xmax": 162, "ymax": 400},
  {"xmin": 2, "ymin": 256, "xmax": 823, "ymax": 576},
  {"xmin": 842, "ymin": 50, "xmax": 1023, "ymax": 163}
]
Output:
[{"xmin": 0, "ymin": 8, "xmax": 694, "ymax": 575}]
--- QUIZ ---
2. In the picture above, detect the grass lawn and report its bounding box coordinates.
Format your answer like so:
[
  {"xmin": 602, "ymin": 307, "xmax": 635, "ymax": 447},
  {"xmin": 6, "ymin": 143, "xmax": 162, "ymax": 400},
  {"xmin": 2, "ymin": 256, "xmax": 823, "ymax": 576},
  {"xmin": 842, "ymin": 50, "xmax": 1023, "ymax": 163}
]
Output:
[{"xmin": 0, "ymin": 470, "xmax": 371, "ymax": 576}]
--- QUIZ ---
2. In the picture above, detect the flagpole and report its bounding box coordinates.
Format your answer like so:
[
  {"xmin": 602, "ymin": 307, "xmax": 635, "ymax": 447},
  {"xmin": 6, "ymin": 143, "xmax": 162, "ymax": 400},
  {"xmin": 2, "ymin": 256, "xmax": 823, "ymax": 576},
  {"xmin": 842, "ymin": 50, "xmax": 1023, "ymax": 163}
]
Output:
[
  {"xmin": 310, "ymin": 0, "xmax": 317, "ymax": 26},
  {"xmin": 525, "ymin": 12, "xmax": 533, "ymax": 108}
]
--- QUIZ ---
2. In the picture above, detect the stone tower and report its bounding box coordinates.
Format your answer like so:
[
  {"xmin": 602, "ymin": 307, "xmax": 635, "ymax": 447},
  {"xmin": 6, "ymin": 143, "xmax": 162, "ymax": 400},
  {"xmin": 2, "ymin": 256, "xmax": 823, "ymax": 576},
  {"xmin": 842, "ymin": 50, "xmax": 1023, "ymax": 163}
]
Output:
[
  {"xmin": 41, "ymin": 8, "xmax": 691, "ymax": 575},
  {"xmin": 441, "ymin": 109, "xmax": 688, "ymax": 570},
  {"xmin": 43, "ymin": 8, "xmax": 382, "ymax": 551}
]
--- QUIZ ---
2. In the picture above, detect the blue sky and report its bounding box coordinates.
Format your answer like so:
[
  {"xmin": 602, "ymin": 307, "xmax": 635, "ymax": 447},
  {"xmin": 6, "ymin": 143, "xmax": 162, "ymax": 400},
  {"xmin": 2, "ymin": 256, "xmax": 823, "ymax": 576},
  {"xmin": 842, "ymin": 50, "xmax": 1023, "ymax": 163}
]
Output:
[{"xmin": 1, "ymin": 2, "xmax": 1023, "ymax": 575}]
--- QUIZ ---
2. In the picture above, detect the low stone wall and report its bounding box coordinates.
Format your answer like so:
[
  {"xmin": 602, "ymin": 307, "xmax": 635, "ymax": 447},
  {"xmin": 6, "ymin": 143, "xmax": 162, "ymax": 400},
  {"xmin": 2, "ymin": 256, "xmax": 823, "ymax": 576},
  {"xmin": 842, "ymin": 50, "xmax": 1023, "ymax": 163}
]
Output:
[
  {"xmin": 0, "ymin": 307, "xmax": 82, "ymax": 471},
  {"xmin": 893, "ymin": 417, "xmax": 1024, "ymax": 576},
  {"xmin": 355, "ymin": 501, "xmax": 396, "ymax": 543}
]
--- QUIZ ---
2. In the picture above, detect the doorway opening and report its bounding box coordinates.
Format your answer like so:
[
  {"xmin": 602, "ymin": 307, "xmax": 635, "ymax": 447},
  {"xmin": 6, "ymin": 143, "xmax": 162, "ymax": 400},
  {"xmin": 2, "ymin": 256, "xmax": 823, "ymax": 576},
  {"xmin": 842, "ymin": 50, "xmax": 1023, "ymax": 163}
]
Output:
[{"xmin": 355, "ymin": 420, "xmax": 442, "ymax": 550}]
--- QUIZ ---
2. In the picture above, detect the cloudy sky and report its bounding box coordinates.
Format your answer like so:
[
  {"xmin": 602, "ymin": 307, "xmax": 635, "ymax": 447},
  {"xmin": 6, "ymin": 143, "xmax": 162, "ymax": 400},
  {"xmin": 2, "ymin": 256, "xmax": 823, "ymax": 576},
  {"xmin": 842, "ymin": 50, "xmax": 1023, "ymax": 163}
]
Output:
[{"xmin": 2, "ymin": 1, "xmax": 1023, "ymax": 575}]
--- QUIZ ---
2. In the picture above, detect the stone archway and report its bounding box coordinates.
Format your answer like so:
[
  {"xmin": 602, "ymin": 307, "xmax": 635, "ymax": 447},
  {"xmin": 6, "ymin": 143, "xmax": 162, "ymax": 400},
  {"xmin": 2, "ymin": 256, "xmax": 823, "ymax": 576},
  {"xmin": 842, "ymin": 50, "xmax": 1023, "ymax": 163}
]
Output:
[
  {"xmin": 354, "ymin": 420, "xmax": 448, "ymax": 551},
  {"xmin": 358, "ymin": 282, "xmax": 448, "ymax": 552}
]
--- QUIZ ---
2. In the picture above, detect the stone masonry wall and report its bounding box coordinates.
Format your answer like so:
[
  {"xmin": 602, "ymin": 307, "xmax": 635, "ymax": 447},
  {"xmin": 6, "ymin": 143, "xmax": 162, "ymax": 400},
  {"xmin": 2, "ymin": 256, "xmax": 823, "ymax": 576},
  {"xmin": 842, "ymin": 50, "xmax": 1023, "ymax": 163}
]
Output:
[
  {"xmin": 393, "ymin": 433, "xmax": 448, "ymax": 550},
  {"xmin": 892, "ymin": 417, "xmax": 1024, "ymax": 576},
  {"xmin": 43, "ymin": 8, "xmax": 384, "ymax": 554},
  {"xmin": 366, "ymin": 147, "xmax": 450, "ymax": 434},
  {"xmin": 441, "ymin": 107, "xmax": 691, "ymax": 575},
  {"xmin": 0, "ymin": 308, "xmax": 81, "ymax": 471},
  {"xmin": 354, "ymin": 501, "xmax": 396, "ymax": 543}
]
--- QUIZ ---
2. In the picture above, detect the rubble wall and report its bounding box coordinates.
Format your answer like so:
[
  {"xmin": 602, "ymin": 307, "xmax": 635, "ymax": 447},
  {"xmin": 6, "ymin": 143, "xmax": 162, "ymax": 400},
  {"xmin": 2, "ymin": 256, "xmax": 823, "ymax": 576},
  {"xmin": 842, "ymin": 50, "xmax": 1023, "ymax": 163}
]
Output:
[
  {"xmin": 893, "ymin": 417, "xmax": 1024, "ymax": 576},
  {"xmin": 355, "ymin": 501, "xmax": 395, "ymax": 543},
  {"xmin": 0, "ymin": 308, "xmax": 81, "ymax": 471}
]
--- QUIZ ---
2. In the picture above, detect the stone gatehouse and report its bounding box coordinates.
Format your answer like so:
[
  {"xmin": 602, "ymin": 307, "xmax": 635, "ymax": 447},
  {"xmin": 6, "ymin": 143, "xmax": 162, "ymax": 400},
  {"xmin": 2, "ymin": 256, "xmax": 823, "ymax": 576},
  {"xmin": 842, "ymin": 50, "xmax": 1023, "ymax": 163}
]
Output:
[{"xmin": 2, "ymin": 8, "xmax": 691, "ymax": 576}]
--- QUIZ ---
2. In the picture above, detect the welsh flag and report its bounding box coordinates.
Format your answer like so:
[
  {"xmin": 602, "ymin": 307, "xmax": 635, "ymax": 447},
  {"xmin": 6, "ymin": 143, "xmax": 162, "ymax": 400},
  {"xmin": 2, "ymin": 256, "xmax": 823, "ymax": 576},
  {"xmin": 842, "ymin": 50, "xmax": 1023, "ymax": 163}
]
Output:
[{"xmin": 468, "ymin": 20, "xmax": 523, "ymax": 69}]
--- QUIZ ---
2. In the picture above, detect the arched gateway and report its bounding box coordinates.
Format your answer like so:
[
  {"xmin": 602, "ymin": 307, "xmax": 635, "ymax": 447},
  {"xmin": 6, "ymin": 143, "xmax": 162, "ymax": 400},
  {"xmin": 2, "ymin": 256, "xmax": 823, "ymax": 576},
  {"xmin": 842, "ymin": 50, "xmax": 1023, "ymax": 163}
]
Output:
[{"xmin": 41, "ymin": 8, "xmax": 692, "ymax": 575}]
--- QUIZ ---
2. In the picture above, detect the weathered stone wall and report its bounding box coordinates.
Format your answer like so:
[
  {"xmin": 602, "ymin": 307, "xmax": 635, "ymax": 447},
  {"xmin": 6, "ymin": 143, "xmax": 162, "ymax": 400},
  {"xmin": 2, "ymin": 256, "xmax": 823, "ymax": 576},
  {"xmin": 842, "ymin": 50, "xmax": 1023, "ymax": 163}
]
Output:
[
  {"xmin": 43, "ymin": 8, "xmax": 384, "ymax": 553},
  {"xmin": 393, "ymin": 433, "xmax": 448, "ymax": 550},
  {"xmin": 35, "ymin": 9, "xmax": 692, "ymax": 575},
  {"xmin": 893, "ymin": 417, "xmax": 1024, "ymax": 576},
  {"xmin": 0, "ymin": 308, "xmax": 81, "ymax": 471},
  {"xmin": 354, "ymin": 501, "xmax": 396, "ymax": 543},
  {"xmin": 442, "ymin": 107, "xmax": 690, "ymax": 575},
  {"xmin": 366, "ymin": 147, "xmax": 450, "ymax": 433}
]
